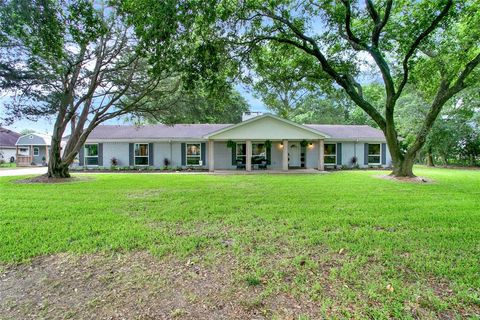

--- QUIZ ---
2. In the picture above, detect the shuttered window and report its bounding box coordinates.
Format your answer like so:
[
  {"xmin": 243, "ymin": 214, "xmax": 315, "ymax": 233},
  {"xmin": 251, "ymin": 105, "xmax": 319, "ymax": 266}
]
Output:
[
  {"xmin": 324, "ymin": 143, "xmax": 336, "ymax": 164},
  {"xmin": 84, "ymin": 144, "xmax": 99, "ymax": 166},
  {"xmin": 368, "ymin": 143, "xmax": 381, "ymax": 164},
  {"xmin": 186, "ymin": 143, "xmax": 201, "ymax": 166},
  {"xmin": 236, "ymin": 143, "xmax": 246, "ymax": 163},
  {"xmin": 134, "ymin": 143, "xmax": 149, "ymax": 166}
]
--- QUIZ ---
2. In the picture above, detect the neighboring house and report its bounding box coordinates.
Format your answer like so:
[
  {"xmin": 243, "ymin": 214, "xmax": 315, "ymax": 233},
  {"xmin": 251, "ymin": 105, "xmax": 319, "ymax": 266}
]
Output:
[
  {"xmin": 74, "ymin": 113, "xmax": 392, "ymax": 171},
  {"xmin": 15, "ymin": 133, "xmax": 52, "ymax": 166},
  {"xmin": 0, "ymin": 127, "xmax": 21, "ymax": 163}
]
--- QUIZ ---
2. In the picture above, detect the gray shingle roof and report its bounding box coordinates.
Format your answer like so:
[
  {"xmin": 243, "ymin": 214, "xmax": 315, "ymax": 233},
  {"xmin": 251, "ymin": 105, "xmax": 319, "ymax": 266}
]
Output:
[
  {"xmin": 88, "ymin": 124, "xmax": 232, "ymax": 140},
  {"xmin": 305, "ymin": 124, "xmax": 385, "ymax": 140},
  {"xmin": 0, "ymin": 127, "xmax": 21, "ymax": 148},
  {"xmin": 87, "ymin": 123, "xmax": 385, "ymax": 141},
  {"xmin": 16, "ymin": 133, "xmax": 52, "ymax": 146}
]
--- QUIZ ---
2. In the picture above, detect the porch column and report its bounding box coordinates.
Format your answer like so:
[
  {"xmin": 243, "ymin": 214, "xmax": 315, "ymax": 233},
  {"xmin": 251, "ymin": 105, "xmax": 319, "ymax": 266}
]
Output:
[
  {"xmin": 45, "ymin": 145, "xmax": 49, "ymax": 163},
  {"xmin": 282, "ymin": 139, "xmax": 289, "ymax": 171},
  {"xmin": 15, "ymin": 146, "xmax": 18, "ymax": 164},
  {"xmin": 246, "ymin": 140, "xmax": 252, "ymax": 172},
  {"xmin": 318, "ymin": 139, "xmax": 325, "ymax": 171},
  {"xmin": 208, "ymin": 140, "xmax": 214, "ymax": 172}
]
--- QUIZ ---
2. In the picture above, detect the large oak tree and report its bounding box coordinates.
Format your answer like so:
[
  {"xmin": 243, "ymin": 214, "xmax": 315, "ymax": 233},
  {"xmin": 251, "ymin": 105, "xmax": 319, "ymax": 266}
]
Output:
[
  {"xmin": 125, "ymin": 0, "xmax": 480, "ymax": 176},
  {"xmin": 0, "ymin": 0, "xmax": 235, "ymax": 178},
  {"xmin": 236, "ymin": 0, "xmax": 480, "ymax": 176}
]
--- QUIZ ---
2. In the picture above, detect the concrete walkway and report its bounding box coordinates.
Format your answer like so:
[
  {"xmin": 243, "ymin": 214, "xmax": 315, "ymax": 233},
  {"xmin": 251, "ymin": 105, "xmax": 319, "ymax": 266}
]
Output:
[
  {"xmin": 0, "ymin": 167, "xmax": 47, "ymax": 177},
  {"xmin": 212, "ymin": 168, "xmax": 329, "ymax": 174}
]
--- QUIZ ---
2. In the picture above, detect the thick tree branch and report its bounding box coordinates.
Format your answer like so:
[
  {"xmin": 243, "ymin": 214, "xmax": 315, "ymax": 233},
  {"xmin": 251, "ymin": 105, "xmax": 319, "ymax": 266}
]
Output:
[
  {"xmin": 257, "ymin": 33, "xmax": 386, "ymax": 130},
  {"xmin": 367, "ymin": 0, "xmax": 392, "ymax": 47},
  {"xmin": 393, "ymin": 0, "xmax": 453, "ymax": 103},
  {"xmin": 340, "ymin": 0, "xmax": 368, "ymax": 51},
  {"xmin": 406, "ymin": 51, "xmax": 480, "ymax": 158},
  {"xmin": 339, "ymin": 1, "xmax": 395, "ymax": 120}
]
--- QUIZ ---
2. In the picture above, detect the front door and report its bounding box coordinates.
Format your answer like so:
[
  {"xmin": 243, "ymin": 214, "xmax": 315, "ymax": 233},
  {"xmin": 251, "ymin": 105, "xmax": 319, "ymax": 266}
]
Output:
[{"xmin": 288, "ymin": 142, "xmax": 301, "ymax": 167}]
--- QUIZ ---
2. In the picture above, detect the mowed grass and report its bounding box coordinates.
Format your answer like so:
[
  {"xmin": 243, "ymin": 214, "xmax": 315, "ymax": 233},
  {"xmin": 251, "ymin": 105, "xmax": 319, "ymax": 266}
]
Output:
[
  {"xmin": 0, "ymin": 162, "xmax": 16, "ymax": 169},
  {"xmin": 0, "ymin": 168, "xmax": 479, "ymax": 317}
]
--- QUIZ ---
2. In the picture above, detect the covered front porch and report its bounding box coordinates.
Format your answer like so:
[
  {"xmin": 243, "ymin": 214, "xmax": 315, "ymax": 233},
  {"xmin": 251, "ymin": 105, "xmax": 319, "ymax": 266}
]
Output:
[
  {"xmin": 203, "ymin": 114, "xmax": 329, "ymax": 172},
  {"xmin": 15, "ymin": 133, "xmax": 52, "ymax": 167},
  {"xmin": 15, "ymin": 145, "xmax": 50, "ymax": 167},
  {"xmin": 207, "ymin": 139, "xmax": 326, "ymax": 172}
]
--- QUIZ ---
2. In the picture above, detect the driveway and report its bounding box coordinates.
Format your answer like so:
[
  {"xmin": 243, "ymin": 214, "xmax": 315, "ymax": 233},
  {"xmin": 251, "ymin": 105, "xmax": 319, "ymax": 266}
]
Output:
[{"xmin": 0, "ymin": 167, "xmax": 47, "ymax": 177}]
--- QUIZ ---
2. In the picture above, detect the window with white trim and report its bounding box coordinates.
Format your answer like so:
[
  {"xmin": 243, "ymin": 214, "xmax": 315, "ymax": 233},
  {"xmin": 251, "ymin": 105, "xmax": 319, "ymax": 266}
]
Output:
[
  {"xmin": 368, "ymin": 143, "xmax": 381, "ymax": 164},
  {"xmin": 134, "ymin": 143, "xmax": 149, "ymax": 166},
  {"xmin": 19, "ymin": 147, "xmax": 29, "ymax": 155},
  {"xmin": 236, "ymin": 143, "xmax": 266, "ymax": 163},
  {"xmin": 186, "ymin": 143, "xmax": 201, "ymax": 166},
  {"xmin": 84, "ymin": 144, "xmax": 99, "ymax": 166},
  {"xmin": 252, "ymin": 143, "xmax": 266, "ymax": 158},
  {"xmin": 236, "ymin": 143, "xmax": 246, "ymax": 163},
  {"xmin": 33, "ymin": 147, "xmax": 39, "ymax": 156},
  {"xmin": 324, "ymin": 143, "xmax": 336, "ymax": 164}
]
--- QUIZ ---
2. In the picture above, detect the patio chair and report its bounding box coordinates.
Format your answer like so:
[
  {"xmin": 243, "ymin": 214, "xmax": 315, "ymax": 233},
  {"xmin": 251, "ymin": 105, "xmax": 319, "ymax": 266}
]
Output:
[
  {"xmin": 258, "ymin": 159, "xmax": 268, "ymax": 170},
  {"xmin": 236, "ymin": 159, "xmax": 246, "ymax": 170}
]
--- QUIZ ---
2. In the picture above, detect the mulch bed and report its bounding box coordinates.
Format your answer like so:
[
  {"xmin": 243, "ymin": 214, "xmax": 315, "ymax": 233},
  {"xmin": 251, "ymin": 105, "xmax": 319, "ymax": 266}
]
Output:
[
  {"xmin": 374, "ymin": 174, "xmax": 434, "ymax": 184},
  {"xmin": 70, "ymin": 169, "xmax": 209, "ymax": 173},
  {"xmin": 15, "ymin": 174, "xmax": 93, "ymax": 184}
]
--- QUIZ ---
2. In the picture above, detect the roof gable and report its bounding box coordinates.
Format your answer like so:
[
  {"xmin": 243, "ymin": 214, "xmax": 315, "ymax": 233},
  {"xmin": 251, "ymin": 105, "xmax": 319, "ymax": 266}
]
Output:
[
  {"xmin": 16, "ymin": 133, "xmax": 51, "ymax": 146},
  {"xmin": 205, "ymin": 114, "xmax": 328, "ymax": 140}
]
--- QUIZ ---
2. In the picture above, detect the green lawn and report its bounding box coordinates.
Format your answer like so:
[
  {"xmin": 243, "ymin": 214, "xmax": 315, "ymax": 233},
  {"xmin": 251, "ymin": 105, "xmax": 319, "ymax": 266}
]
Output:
[
  {"xmin": 0, "ymin": 168, "xmax": 479, "ymax": 318},
  {"xmin": 0, "ymin": 162, "xmax": 16, "ymax": 169}
]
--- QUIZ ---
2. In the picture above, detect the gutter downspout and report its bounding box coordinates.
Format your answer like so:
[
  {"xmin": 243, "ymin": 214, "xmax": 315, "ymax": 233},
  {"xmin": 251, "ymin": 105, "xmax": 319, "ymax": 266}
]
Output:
[
  {"xmin": 354, "ymin": 139, "xmax": 358, "ymax": 167},
  {"xmin": 169, "ymin": 140, "xmax": 172, "ymax": 167}
]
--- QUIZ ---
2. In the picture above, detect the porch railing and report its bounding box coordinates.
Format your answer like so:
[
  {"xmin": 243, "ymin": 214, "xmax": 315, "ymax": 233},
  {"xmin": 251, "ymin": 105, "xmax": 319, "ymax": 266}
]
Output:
[{"xmin": 16, "ymin": 156, "xmax": 33, "ymax": 166}]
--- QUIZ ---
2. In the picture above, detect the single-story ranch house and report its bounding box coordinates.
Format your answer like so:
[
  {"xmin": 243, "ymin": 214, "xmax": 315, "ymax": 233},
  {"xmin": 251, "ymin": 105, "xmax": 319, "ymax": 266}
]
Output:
[{"xmin": 75, "ymin": 113, "xmax": 392, "ymax": 171}]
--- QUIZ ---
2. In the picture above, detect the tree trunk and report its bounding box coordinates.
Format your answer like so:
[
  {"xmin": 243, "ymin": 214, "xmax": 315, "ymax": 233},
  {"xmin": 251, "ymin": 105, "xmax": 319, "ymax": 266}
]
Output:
[
  {"xmin": 47, "ymin": 130, "xmax": 71, "ymax": 178},
  {"xmin": 426, "ymin": 147, "xmax": 435, "ymax": 167},
  {"xmin": 391, "ymin": 156, "xmax": 416, "ymax": 177},
  {"xmin": 443, "ymin": 155, "xmax": 449, "ymax": 165},
  {"xmin": 48, "ymin": 162, "xmax": 71, "ymax": 178},
  {"xmin": 385, "ymin": 130, "xmax": 416, "ymax": 177}
]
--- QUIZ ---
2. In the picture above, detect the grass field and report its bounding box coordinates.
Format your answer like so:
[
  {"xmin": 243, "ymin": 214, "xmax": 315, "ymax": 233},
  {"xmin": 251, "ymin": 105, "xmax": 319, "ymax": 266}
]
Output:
[
  {"xmin": 0, "ymin": 162, "xmax": 16, "ymax": 169},
  {"xmin": 0, "ymin": 168, "xmax": 479, "ymax": 318}
]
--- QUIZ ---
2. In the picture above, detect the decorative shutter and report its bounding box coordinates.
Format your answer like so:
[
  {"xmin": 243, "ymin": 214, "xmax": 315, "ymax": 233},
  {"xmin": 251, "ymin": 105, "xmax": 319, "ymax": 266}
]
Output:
[
  {"xmin": 149, "ymin": 143, "xmax": 154, "ymax": 166},
  {"xmin": 336, "ymin": 143, "xmax": 342, "ymax": 165},
  {"xmin": 98, "ymin": 143, "xmax": 103, "ymax": 166},
  {"xmin": 231, "ymin": 143, "xmax": 236, "ymax": 165},
  {"xmin": 201, "ymin": 143, "xmax": 206, "ymax": 166},
  {"xmin": 78, "ymin": 145, "xmax": 84, "ymax": 166},
  {"xmin": 129, "ymin": 143, "xmax": 134, "ymax": 166},
  {"xmin": 181, "ymin": 143, "xmax": 186, "ymax": 166},
  {"xmin": 381, "ymin": 143, "xmax": 386, "ymax": 165},
  {"xmin": 364, "ymin": 143, "xmax": 369, "ymax": 165},
  {"xmin": 266, "ymin": 144, "xmax": 271, "ymax": 165}
]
